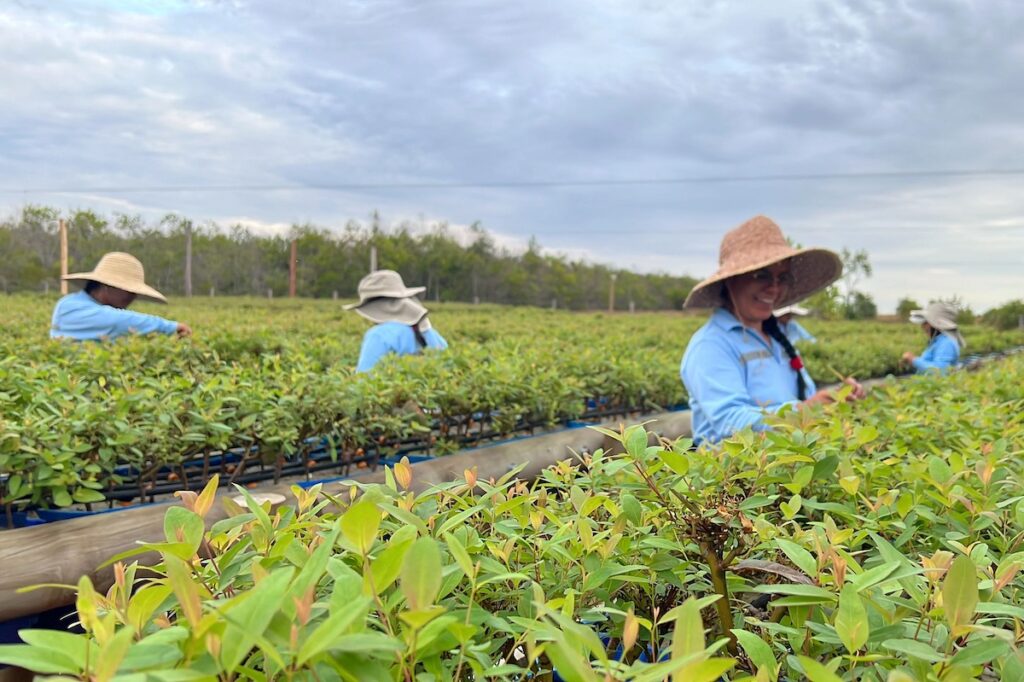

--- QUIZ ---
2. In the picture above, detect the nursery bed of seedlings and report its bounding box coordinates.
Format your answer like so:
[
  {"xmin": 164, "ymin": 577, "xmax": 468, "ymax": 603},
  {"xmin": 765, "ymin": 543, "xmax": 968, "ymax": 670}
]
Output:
[
  {"xmin": 2, "ymin": 349, "xmax": 1023, "ymax": 679},
  {"xmin": 3, "ymin": 294, "xmax": 1023, "ymax": 524}
]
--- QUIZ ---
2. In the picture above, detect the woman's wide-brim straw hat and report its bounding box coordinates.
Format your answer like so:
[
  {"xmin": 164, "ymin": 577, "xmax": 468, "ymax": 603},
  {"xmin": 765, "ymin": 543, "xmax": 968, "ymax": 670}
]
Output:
[
  {"xmin": 684, "ymin": 215, "xmax": 843, "ymax": 309},
  {"xmin": 344, "ymin": 269, "xmax": 429, "ymax": 326},
  {"xmin": 63, "ymin": 252, "xmax": 167, "ymax": 303},
  {"xmin": 910, "ymin": 302, "xmax": 966, "ymax": 348}
]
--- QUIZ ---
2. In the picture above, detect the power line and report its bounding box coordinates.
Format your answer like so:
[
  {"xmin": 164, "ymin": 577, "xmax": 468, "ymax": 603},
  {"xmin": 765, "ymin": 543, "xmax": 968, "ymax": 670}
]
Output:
[{"xmin": 2, "ymin": 167, "xmax": 1024, "ymax": 195}]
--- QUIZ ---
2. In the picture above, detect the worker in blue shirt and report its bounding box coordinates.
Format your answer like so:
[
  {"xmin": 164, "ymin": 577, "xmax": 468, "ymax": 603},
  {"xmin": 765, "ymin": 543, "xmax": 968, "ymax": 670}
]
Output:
[
  {"xmin": 51, "ymin": 252, "xmax": 192, "ymax": 341},
  {"xmin": 773, "ymin": 304, "xmax": 817, "ymax": 344},
  {"xmin": 680, "ymin": 216, "xmax": 866, "ymax": 445},
  {"xmin": 902, "ymin": 302, "xmax": 964, "ymax": 373},
  {"xmin": 346, "ymin": 270, "xmax": 448, "ymax": 372}
]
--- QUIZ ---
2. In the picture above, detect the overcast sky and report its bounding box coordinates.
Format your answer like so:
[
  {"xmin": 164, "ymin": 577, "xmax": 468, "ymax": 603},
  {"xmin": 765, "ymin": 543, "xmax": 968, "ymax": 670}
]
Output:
[{"xmin": 2, "ymin": 0, "xmax": 1023, "ymax": 312}]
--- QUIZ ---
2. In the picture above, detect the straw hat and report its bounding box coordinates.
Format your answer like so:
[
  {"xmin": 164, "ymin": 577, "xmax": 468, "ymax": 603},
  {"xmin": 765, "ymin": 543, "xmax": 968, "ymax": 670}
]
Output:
[
  {"xmin": 684, "ymin": 215, "xmax": 843, "ymax": 309},
  {"xmin": 63, "ymin": 252, "xmax": 167, "ymax": 303},
  {"xmin": 774, "ymin": 304, "xmax": 810, "ymax": 317},
  {"xmin": 345, "ymin": 270, "xmax": 429, "ymax": 326},
  {"xmin": 910, "ymin": 302, "xmax": 966, "ymax": 347}
]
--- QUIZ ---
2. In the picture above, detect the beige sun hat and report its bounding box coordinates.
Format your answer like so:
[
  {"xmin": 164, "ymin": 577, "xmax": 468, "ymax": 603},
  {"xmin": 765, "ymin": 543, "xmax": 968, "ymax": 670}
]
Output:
[
  {"xmin": 911, "ymin": 302, "xmax": 966, "ymax": 348},
  {"xmin": 345, "ymin": 270, "xmax": 430, "ymax": 326},
  {"xmin": 684, "ymin": 215, "xmax": 843, "ymax": 309},
  {"xmin": 63, "ymin": 252, "xmax": 167, "ymax": 303}
]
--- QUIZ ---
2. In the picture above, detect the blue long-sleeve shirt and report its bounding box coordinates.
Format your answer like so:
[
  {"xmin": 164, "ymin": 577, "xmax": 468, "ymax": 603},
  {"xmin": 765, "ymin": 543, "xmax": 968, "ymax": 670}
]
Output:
[
  {"xmin": 50, "ymin": 291, "xmax": 178, "ymax": 341},
  {"xmin": 782, "ymin": 319, "xmax": 816, "ymax": 344},
  {"xmin": 912, "ymin": 333, "xmax": 960, "ymax": 374},
  {"xmin": 355, "ymin": 322, "xmax": 449, "ymax": 372},
  {"xmin": 681, "ymin": 308, "xmax": 817, "ymax": 445}
]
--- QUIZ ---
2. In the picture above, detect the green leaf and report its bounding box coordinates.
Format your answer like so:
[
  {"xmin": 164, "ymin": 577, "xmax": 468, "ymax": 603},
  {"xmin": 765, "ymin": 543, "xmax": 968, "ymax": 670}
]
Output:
[
  {"xmin": 218, "ymin": 566, "xmax": 295, "ymax": 671},
  {"xmin": 750, "ymin": 584, "xmax": 835, "ymax": 599},
  {"xmin": 670, "ymin": 598, "xmax": 705, "ymax": 659},
  {"xmin": 976, "ymin": 601, "xmax": 1024, "ymax": 620},
  {"xmin": 943, "ymin": 555, "xmax": 979, "ymax": 635},
  {"xmin": 0, "ymin": 645, "xmax": 80, "ymax": 674},
  {"xmin": 780, "ymin": 494, "xmax": 802, "ymax": 520},
  {"xmin": 657, "ymin": 448, "xmax": 690, "ymax": 476},
  {"xmin": 625, "ymin": 425, "xmax": 649, "ymax": 458},
  {"xmin": 882, "ymin": 638, "xmax": 946, "ymax": 663},
  {"xmin": 399, "ymin": 605, "xmax": 447, "ymax": 630},
  {"xmin": 296, "ymin": 596, "xmax": 372, "ymax": 665},
  {"xmin": 928, "ymin": 456, "xmax": 952, "ymax": 483},
  {"xmin": 796, "ymin": 656, "xmax": 844, "ymax": 682},
  {"xmin": 163, "ymin": 506, "xmax": 205, "ymax": 555},
  {"xmin": 17, "ymin": 629, "xmax": 94, "ymax": 668},
  {"xmin": 119, "ymin": 641, "xmax": 184, "ymax": 671},
  {"xmin": 621, "ymin": 493, "xmax": 643, "ymax": 525},
  {"xmin": 732, "ymin": 629, "xmax": 777, "ymax": 679},
  {"xmin": 400, "ymin": 536, "xmax": 443, "ymax": 612},
  {"xmin": 370, "ymin": 526, "xmax": 416, "ymax": 594},
  {"xmin": 774, "ymin": 539, "xmax": 816, "ymax": 578},
  {"xmin": 846, "ymin": 562, "xmax": 900, "ymax": 592},
  {"xmin": 341, "ymin": 498, "xmax": 381, "ymax": 555},
  {"xmin": 950, "ymin": 638, "xmax": 1009, "ymax": 667},
  {"xmin": 674, "ymin": 658, "xmax": 736, "ymax": 682},
  {"xmin": 444, "ymin": 531, "xmax": 476, "ymax": 579},
  {"xmin": 782, "ymin": 466, "xmax": 814, "ymax": 494},
  {"xmin": 72, "ymin": 487, "xmax": 106, "ymax": 503},
  {"xmin": 93, "ymin": 625, "xmax": 136, "ymax": 681},
  {"xmin": 163, "ymin": 555, "xmax": 204, "ymax": 629},
  {"xmin": 834, "ymin": 585, "xmax": 869, "ymax": 654}
]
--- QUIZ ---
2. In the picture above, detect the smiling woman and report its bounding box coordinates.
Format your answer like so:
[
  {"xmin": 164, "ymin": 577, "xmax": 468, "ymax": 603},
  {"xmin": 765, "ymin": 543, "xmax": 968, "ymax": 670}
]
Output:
[{"xmin": 680, "ymin": 215, "xmax": 866, "ymax": 445}]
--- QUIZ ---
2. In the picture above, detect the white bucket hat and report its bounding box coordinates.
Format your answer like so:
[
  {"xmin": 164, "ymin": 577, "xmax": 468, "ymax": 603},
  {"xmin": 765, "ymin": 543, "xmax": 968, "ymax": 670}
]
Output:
[
  {"xmin": 63, "ymin": 252, "xmax": 167, "ymax": 303},
  {"xmin": 345, "ymin": 270, "xmax": 430, "ymax": 326},
  {"xmin": 684, "ymin": 216, "xmax": 843, "ymax": 309},
  {"xmin": 773, "ymin": 304, "xmax": 810, "ymax": 317},
  {"xmin": 910, "ymin": 301, "xmax": 966, "ymax": 348}
]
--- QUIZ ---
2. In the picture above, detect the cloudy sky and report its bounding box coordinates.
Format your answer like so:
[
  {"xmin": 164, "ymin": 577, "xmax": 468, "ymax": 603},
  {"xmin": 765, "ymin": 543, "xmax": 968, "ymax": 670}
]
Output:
[{"xmin": 2, "ymin": 0, "xmax": 1023, "ymax": 312}]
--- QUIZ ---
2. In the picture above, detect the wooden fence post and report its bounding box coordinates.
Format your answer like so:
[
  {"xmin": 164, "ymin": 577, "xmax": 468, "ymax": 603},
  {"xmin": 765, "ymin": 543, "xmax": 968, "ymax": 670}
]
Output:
[
  {"xmin": 289, "ymin": 239, "xmax": 297, "ymax": 298},
  {"xmin": 59, "ymin": 219, "xmax": 68, "ymax": 295}
]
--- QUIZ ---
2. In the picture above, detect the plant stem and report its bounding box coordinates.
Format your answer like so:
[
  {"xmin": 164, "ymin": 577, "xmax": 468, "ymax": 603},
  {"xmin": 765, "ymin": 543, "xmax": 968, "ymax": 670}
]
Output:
[{"xmin": 700, "ymin": 540, "xmax": 737, "ymax": 656}]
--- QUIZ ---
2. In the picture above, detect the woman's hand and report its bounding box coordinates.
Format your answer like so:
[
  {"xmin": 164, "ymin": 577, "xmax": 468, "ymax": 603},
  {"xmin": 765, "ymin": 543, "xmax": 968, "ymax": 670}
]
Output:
[
  {"xmin": 802, "ymin": 388, "xmax": 835, "ymax": 407},
  {"xmin": 842, "ymin": 377, "xmax": 868, "ymax": 401},
  {"xmin": 901, "ymin": 351, "xmax": 915, "ymax": 363},
  {"xmin": 802, "ymin": 378, "xmax": 867, "ymax": 408},
  {"xmin": 176, "ymin": 322, "xmax": 193, "ymax": 338}
]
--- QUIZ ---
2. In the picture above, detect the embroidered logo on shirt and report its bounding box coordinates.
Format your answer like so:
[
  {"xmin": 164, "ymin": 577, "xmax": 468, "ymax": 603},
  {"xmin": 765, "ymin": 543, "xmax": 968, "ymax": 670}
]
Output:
[{"xmin": 738, "ymin": 350, "xmax": 772, "ymax": 365}]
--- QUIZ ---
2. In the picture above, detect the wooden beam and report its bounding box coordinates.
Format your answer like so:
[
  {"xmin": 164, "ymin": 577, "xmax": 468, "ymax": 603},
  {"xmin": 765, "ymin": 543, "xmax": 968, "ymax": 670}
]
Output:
[{"xmin": 0, "ymin": 410, "xmax": 693, "ymax": 621}]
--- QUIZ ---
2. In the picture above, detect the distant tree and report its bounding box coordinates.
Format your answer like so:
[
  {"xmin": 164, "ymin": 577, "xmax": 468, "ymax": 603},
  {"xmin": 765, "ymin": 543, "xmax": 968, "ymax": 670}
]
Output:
[
  {"xmin": 982, "ymin": 300, "xmax": 1024, "ymax": 330},
  {"xmin": 0, "ymin": 205, "xmax": 697, "ymax": 310},
  {"xmin": 843, "ymin": 291, "xmax": 877, "ymax": 320},
  {"xmin": 896, "ymin": 297, "xmax": 921, "ymax": 321},
  {"xmin": 839, "ymin": 248, "xmax": 872, "ymax": 311},
  {"xmin": 803, "ymin": 285, "xmax": 843, "ymax": 320}
]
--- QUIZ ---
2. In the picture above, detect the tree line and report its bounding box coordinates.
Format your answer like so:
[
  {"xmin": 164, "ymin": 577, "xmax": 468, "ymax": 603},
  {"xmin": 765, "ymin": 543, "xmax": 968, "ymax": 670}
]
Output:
[{"xmin": 0, "ymin": 206, "xmax": 698, "ymax": 310}]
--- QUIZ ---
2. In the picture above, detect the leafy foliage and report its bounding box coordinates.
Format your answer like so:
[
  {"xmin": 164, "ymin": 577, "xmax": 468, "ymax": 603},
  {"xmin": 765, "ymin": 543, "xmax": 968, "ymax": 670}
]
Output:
[
  {"xmin": 2, "ymin": 296, "xmax": 1023, "ymax": 516},
  {"xmin": 4, "ymin": 353, "xmax": 1024, "ymax": 679}
]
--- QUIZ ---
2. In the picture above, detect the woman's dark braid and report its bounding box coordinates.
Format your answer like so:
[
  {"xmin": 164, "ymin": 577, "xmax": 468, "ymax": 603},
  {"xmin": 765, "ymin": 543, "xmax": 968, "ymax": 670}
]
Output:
[{"xmin": 763, "ymin": 315, "xmax": 807, "ymax": 400}]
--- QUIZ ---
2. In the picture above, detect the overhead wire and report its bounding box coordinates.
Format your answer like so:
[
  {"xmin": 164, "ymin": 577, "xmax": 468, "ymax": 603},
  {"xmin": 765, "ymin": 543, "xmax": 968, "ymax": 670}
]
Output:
[{"xmin": 2, "ymin": 167, "xmax": 1024, "ymax": 195}]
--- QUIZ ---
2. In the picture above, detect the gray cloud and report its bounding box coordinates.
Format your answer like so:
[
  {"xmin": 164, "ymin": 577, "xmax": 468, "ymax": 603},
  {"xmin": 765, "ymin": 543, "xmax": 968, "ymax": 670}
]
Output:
[{"xmin": 2, "ymin": 0, "xmax": 1023, "ymax": 310}]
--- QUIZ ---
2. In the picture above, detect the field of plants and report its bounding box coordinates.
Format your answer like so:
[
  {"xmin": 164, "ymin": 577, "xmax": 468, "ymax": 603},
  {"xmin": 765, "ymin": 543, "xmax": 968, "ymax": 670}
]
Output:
[
  {"xmin": 2, "ymin": 294, "xmax": 1024, "ymax": 523},
  {"xmin": 2, "ymin": 343, "xmax": 1024, "ymax": 680}
]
